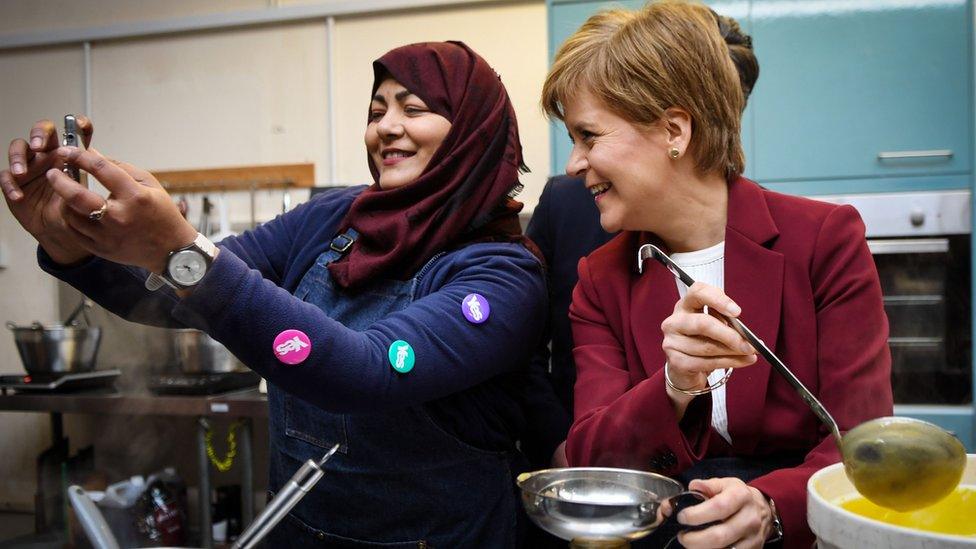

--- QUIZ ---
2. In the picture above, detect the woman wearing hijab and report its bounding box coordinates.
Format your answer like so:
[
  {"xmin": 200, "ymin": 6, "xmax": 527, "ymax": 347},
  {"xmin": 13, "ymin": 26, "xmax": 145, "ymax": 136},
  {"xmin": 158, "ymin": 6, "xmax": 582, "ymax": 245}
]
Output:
[
  {"xmin": 541, "ymin": 2, "xmax": 892, "ymax": 547},
  {"xmin": 2, "ymin": 41, "xmax": 546, "ymax": 546}
]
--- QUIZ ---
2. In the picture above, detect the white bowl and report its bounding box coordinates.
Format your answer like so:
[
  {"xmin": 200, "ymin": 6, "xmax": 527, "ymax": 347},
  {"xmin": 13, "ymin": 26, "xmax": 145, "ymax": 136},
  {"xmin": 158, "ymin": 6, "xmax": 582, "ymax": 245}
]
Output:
[{"xmin": 808, "ymin": 454, "xmax": 976, "ymax": 548}]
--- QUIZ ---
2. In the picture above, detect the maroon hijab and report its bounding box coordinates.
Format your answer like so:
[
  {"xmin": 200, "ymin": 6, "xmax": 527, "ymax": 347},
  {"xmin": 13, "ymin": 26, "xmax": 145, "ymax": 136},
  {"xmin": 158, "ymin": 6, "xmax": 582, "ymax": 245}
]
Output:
[{"xmin": 328, "ymin": 41, "xmax": 535, "ymax": 289}]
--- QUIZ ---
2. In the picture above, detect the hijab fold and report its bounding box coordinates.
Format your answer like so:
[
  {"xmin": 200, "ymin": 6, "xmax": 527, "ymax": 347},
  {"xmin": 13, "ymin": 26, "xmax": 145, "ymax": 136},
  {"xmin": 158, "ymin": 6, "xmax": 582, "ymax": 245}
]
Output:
[{"xmin": 329, "ymin": 41, "xmax": 536, "ymax": 289}]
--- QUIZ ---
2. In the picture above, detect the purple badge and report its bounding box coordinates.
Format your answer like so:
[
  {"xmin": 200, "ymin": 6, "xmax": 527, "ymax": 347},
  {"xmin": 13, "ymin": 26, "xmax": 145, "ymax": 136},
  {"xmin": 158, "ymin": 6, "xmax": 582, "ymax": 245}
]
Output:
[
  {"xmin": 273, "ymin": 329, "xmax": 312, "ymax": 365},
  {"xmin": 461, "ymin": 293, "xmax": 490, "ymax": 324}
]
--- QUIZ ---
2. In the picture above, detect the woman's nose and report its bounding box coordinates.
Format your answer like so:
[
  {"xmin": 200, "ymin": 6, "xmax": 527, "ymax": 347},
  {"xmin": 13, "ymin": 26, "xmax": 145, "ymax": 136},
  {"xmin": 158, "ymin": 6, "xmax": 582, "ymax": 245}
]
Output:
[
  {"xmin": 565, "ymin": 145, "xmax": 588, "ymax": 177},
  {"xmin": 377, "ymin": 114, "xmax": 404, "ymax": 140}
]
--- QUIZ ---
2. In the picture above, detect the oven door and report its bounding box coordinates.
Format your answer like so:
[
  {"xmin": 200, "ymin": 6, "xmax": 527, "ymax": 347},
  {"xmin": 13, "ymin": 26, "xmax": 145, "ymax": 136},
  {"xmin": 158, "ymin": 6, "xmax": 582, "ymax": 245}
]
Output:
[
  {"xmin": 817, "ymin": 190, "xmax": 973, "ymax": 450},
  {"xmin": 871, "ymin": 237, "xmax": 971, "ymax": 406}
]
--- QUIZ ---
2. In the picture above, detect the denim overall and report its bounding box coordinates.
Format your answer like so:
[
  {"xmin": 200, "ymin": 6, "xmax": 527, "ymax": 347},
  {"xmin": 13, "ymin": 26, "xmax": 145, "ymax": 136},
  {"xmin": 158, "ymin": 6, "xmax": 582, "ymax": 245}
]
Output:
[{"xmin": 266, "ymin": 231, "xmax": 518, "ymax": 548}]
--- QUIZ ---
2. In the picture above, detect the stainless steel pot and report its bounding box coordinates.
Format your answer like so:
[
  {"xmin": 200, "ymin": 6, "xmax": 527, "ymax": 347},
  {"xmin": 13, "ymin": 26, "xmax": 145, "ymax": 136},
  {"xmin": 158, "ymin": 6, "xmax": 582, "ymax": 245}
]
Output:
[
  {"xmin": 7, "ymin": 321, "xmax": 101, "ymax": 374},
  {"xmin": 172, "ymin": 329, "xmax": 246, "ymax": 374}
]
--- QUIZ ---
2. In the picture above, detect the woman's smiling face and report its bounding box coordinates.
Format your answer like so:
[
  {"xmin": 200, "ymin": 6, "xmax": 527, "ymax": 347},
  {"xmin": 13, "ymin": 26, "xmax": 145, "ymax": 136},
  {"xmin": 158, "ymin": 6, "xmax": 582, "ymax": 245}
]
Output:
[
  {"xmin": 365, "ymin": 78, "xmax": 452, "ymax": 189},
  {"xmin": 562, "ymin": 88, "xmax": 675, "ymax": 233}
]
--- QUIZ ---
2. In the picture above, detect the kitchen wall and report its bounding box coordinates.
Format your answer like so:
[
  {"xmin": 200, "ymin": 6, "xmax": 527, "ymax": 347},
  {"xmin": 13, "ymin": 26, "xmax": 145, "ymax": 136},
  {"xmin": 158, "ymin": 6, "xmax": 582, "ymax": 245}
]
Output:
[
  {"xmin": 0, "ymin": 0, "xmax": 549, "ymax": 510},
  {"xmin": 0, "ymin": 45, "xmax": 87, "ymax": 510}
]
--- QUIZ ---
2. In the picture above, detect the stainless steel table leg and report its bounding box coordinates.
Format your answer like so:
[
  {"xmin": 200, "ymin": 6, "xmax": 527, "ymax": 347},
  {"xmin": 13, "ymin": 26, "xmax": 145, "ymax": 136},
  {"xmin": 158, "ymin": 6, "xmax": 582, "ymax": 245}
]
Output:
[
  {"xmin": 197, "ymin": 417, "xmax": 213, "ymax": 548},
  {"xmin": 50, "ymin": 413, "xmax": 63, "ymax": 443},
  {"xmin": 240, "ymin": 418, "xmax": 254, "ymax": 526}
]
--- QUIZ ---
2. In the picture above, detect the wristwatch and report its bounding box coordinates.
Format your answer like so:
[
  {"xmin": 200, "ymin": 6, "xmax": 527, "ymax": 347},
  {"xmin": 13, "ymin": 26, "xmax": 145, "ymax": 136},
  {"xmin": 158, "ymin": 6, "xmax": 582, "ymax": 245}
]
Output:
[
  {"xmin": 145, "ymin": 233, "xmax": 218, "ymax": 291},
  {"xmin": 765, "ymin": 495, "xmax": 784, "ymax": 544}
]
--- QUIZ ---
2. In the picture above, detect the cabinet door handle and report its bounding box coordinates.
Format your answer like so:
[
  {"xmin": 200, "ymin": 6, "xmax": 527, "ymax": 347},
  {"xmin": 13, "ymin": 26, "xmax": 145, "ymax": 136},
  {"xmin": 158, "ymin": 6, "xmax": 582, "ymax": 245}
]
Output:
[
  {"xmin": 868, "ymin": 238, "xmax": 948, "ymax": 255},
  {"xmin": 877, "ymin": 149, "xmax": 953, "ymax": 160}
]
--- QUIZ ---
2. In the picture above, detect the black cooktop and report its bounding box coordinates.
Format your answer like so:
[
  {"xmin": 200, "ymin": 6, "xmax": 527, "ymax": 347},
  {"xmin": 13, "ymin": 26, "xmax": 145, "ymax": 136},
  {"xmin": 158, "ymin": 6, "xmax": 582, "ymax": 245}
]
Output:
[
  {"xmin": 148, "ymin": 371, "xmax": 261, "ymax": 396},
  {"xmin": 0, "ymin": 369, "xmax": 121, "ymax": 394}
]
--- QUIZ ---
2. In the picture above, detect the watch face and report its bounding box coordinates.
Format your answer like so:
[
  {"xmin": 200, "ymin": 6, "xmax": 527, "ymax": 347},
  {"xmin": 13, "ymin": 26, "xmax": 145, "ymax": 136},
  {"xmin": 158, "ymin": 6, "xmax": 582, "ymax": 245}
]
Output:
[{"xmin": 168, "ymin": 249, "xmax": 208, "ymax": 286}]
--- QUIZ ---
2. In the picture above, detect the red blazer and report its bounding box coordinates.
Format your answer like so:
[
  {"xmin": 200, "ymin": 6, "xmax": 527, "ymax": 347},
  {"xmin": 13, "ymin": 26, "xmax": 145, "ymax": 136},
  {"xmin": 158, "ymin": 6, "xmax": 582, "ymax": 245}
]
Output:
[{"xmin": 567, "ymin": 177, "xmax": 893, "ymax": 546}]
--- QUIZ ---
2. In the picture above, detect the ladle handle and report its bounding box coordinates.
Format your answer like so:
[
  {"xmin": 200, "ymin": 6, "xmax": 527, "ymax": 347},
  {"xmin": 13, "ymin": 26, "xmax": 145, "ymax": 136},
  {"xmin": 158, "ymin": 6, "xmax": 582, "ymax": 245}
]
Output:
[
  {"xmin": 64, "ymin": 298, "xmax": 93, "ymax": 327},
  {"xmin": 726, "ymin": 315, "xmax": 842, "ymax": 445},
  {"xmin": 638, "ymin": 244, "xmax": 843, "ymax": 445}
]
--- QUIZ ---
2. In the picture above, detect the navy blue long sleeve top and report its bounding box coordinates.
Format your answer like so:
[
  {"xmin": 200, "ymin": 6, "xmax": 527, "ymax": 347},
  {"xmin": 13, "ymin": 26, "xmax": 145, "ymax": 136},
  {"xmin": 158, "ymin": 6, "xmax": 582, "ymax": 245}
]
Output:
[{"xmin": 39, "ymin": 186, "xmax": 548, "ymax": 451}]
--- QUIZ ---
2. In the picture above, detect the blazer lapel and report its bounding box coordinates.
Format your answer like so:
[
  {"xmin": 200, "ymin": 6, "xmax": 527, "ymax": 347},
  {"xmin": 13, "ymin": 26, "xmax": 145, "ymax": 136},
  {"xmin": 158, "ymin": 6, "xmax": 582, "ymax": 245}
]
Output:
[
  {"xmin": 630, "ymin": 236, "xmax": 681, "ymax": 381},
  {"xmin": 724, "ymin": 178, "xmax": 784, "ymax": 454}
]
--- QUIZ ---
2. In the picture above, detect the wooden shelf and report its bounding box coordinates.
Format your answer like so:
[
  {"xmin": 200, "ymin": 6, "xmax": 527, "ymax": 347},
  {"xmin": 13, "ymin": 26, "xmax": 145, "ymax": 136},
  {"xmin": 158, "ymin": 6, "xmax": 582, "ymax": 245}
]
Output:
[{"xmin": 153, "ymin": 163, "xmax": 315, "ymax": 194}]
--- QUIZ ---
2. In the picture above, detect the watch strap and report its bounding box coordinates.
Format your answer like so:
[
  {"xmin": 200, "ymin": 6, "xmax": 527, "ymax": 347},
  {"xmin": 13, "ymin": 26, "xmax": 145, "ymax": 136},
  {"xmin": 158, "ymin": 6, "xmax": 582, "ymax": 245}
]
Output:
[
  {"xmin": 764, "ymin": 495, "xmax": 784, "ymax": 544},
  {"xmin": 191, "ymin": 232, "xmax": 218, "ymax": 259},
  {"xmin": 145, "ymin": 272, "xmax": 175, "ymax": 291}
]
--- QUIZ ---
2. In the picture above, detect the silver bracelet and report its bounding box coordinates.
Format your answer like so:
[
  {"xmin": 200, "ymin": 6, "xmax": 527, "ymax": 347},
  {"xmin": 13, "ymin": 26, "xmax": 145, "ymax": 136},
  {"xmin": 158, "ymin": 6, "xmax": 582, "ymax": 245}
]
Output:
[{"xmin": 663, "ymin": 361, "xmax": 734, "ymax": 396}]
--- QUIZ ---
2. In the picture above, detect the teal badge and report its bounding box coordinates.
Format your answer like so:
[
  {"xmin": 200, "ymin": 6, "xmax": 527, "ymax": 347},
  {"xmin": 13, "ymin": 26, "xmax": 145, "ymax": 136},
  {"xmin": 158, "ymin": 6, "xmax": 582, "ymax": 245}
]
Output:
[{"xmin": 388, "ymin": 340, "xmax": 415, "ymax": 373}]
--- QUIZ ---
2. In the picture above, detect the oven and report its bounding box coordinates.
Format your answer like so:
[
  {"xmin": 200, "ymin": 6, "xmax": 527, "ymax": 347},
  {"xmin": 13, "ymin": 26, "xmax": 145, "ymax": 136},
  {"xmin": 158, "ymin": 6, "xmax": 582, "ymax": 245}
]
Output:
[{"xmin": 817, "ymin": 190, "xmax": 972, "ymax": 445}]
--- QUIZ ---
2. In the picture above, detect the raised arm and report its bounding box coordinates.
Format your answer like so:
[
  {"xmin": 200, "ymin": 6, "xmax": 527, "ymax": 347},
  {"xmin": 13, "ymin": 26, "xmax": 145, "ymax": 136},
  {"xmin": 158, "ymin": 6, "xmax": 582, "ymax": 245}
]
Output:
[{"xmin": 172, "ymin": 242, "xmax": 547, "ymax": 413}]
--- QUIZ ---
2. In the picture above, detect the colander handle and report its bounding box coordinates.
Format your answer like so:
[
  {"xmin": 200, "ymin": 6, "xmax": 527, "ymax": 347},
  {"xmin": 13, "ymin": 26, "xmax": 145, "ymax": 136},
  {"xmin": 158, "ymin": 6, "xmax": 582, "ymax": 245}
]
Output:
[{"xmin": 654, "ymin": 490, "xmax": 720, "ymax": 548}]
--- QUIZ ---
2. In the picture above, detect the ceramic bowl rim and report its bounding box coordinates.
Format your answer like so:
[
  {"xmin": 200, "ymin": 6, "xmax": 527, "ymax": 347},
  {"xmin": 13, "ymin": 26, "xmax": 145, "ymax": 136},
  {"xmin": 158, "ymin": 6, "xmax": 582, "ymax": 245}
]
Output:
[{"xmin": 807, "ymin": 455, "xmax": 976, "ymax": 543}]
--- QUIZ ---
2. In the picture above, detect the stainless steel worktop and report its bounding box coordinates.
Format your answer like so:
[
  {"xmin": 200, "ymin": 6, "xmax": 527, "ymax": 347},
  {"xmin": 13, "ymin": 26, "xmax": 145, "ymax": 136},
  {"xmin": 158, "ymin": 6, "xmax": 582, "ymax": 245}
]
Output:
[
  {"xmin": 0, "ymin": 384, "xmax": 267, "ymax": 548},
  {"xmin": 0, "ymin": 387, "xmax": 268, "ymax": 417}
]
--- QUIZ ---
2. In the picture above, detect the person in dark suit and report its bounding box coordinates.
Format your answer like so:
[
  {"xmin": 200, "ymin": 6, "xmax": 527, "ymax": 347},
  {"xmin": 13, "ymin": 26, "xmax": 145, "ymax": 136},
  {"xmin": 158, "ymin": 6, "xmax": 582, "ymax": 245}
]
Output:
[
  {"xmin": 524, "ymin": 7, "xmax": 761, "ymax": 470},
  {"xmin": 541, "ymin": 2, "xmax": 892, "ymax": 547},
  {"xmin": 522, "ymin": 175, "xmax": 613, "ymax": 459}
]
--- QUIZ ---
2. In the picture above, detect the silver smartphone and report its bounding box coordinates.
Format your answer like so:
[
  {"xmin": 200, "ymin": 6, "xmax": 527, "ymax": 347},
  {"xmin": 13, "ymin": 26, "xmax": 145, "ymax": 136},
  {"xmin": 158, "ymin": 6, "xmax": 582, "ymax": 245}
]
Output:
[{"xmin": 62, "ymin": 114, "xmax": 82, "ymax": 182}]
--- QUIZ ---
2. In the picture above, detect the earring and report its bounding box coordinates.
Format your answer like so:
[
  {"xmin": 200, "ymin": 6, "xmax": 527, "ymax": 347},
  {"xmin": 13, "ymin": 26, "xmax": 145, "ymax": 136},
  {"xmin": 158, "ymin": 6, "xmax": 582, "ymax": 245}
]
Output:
[{"xmin": 668, "ymin": 147, "xmax": 680, "ymax": 160}]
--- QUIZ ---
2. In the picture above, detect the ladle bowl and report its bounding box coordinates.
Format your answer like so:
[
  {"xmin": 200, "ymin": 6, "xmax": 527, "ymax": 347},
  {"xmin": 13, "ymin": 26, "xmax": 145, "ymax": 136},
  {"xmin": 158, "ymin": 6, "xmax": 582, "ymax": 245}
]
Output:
[
  {"xmin": 841, "ymin": 417, "xmax": 967, "ymax": 511},
  {"xmin": 639, "ymin": 244, "xmax": 967, "ymax": 512}
]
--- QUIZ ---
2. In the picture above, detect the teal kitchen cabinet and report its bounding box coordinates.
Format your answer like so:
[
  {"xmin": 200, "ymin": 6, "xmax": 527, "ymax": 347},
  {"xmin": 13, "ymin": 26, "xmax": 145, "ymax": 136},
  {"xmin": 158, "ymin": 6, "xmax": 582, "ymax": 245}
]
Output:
[
  {"xmin": 547, "ymin": 0, "xmax": 755, "ymax": 179},
  {"xmin": 750, "ymin": 0, "xmax": 972, "ymax": 192}
]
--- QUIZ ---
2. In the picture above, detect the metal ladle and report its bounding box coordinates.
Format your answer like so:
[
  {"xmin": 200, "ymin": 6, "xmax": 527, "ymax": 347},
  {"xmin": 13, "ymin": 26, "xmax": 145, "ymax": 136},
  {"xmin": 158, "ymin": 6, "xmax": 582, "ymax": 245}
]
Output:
[{"xmin": 639, "ymin": 244, "xmax": 966, "ymax": 512}]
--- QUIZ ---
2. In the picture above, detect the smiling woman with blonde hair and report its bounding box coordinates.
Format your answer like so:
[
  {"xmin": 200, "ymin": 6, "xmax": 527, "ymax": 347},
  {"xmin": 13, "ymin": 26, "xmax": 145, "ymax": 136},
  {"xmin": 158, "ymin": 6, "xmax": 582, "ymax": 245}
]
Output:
[{"xmin": 543, "ymin": 1, "xmax": 893, "ymax": 546}]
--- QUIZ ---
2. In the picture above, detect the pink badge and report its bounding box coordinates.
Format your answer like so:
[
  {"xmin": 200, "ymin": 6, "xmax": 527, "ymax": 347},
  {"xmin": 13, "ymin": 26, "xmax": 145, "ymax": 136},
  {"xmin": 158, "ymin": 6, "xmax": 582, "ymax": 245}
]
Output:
[{"xmin": 273, "ymin": 329, "xmax": 312, "ymax": 365}]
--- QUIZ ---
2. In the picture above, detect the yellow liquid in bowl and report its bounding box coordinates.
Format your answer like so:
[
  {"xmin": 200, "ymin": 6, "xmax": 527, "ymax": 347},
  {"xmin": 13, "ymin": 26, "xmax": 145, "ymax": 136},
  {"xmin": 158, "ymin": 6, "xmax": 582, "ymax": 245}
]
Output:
[{"xmin": 838, "ymin": 487, "xmax": 976, "ymax": 537}]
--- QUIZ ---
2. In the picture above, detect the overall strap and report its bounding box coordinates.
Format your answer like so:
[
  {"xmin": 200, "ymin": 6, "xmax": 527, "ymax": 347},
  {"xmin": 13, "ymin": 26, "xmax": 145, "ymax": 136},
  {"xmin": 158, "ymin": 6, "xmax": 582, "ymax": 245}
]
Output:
[{"xmin": 320, "ymin": 228, "xmax": 359, "ymax": 266}]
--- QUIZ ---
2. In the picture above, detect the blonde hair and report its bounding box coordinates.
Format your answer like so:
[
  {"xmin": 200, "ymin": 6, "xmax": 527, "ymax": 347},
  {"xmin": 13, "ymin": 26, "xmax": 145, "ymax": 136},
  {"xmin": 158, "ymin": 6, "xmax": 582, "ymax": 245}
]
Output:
[{"xmin": 542, "ymin": 0, "xmax": 745, "ymax": 178}]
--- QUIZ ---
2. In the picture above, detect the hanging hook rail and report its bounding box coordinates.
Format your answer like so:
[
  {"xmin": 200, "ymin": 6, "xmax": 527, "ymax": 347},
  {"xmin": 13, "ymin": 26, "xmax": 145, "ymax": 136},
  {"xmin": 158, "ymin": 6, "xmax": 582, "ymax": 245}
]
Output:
[{"xmin": 154, "ymin": 162, "xmax": 314, "ymax": 194}]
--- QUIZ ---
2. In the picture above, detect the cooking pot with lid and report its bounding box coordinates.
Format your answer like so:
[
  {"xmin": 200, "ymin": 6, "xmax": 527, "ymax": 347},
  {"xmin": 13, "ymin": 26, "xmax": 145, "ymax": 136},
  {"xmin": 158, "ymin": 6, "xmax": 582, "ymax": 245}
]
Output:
[
  {"xmin": 7, "ymin": 321, "xmax": 101, "ymax": 374},
  {"xmin": 172, "ymin": 329, "xmax": 247, "ymax": 374}
]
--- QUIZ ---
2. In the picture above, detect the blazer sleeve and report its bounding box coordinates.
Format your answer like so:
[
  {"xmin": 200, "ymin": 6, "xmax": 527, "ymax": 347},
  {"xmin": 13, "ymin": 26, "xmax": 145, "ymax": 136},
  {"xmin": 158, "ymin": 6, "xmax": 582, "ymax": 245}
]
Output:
[
  {"xmin": 565, "ymin": 255, "xmax": 712, "ymax": 470},
  {"xmin": 750, "ymin": 205, "xmax": 893, "ymax": 545}
]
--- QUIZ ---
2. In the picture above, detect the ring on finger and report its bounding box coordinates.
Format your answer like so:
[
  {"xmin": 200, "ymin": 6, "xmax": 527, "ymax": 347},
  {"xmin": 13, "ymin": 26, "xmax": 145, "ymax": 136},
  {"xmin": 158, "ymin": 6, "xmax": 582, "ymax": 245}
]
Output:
[{"xmin": 88, "ymin": 201, "xmax": 108, "ymax": 221}]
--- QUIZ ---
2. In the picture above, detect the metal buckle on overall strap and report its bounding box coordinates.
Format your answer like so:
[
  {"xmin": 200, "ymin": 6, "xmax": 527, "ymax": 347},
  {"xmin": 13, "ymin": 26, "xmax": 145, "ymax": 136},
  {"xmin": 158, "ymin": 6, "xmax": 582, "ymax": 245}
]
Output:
[{"xmin": 330, "ymin": 232, "xmax": 355, "ymax": 253}]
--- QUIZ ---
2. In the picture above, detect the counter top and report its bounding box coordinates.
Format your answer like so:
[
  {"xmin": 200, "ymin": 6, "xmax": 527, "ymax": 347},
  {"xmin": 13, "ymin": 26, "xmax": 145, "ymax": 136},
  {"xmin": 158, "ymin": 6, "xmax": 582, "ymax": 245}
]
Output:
[{"xmin": 0, "ymin": 388, "xmax": 268, "ymax": 417}]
